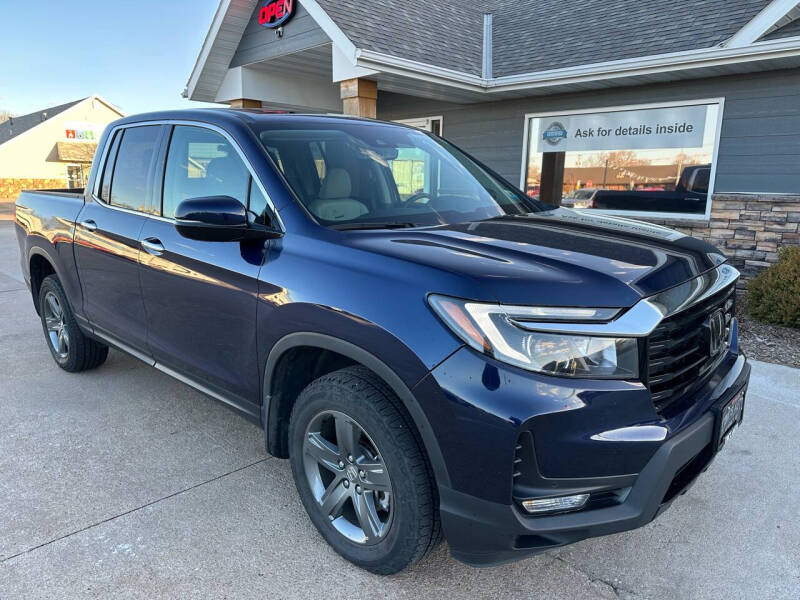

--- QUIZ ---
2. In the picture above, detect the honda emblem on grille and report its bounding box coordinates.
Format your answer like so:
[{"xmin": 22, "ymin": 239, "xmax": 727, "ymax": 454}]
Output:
[{"xmin": 707, "ymin": 309, "xmax": 726, "ymax": 356}]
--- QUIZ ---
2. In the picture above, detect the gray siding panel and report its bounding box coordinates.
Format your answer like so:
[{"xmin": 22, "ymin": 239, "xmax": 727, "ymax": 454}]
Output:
[
  {"xmin": 378, "ymin": 69, "xmax": 800, "ymax": 194},
  {"xmin": 230, "ymin": 3, "xmax": 329, "ymax": 68}
]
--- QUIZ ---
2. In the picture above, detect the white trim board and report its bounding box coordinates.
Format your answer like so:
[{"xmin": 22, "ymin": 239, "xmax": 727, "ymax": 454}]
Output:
[
  {"xmin": 518, "ymin": 97, "xmax": 726, "ymax": 222},
  {"xmin": 725, "ymin": 0, "xmax": 800, "ymax": 48},
  {"xmin": 184, "ymin": 0, "xmax": 236, "ymax": 100}
]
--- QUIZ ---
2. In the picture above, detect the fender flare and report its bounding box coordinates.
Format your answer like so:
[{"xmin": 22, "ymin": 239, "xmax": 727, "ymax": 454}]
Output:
[
  {"xmin": 26, "ymin": 245, "xmax": 68, "ymax": 307},
  {"xmin": 28, "ymin": 245, "xmax": 63, "ymax": 275},
  {"xmin": 262, "ymin": 332, "xmax": 451, "ymax": 488}
]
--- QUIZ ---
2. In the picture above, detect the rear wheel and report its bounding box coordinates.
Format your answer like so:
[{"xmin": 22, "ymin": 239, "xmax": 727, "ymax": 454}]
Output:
[
  {"xmin": 38, "ymin": 275, "xmax": 108, "ymax": 372},
  {"xmin": 289, "ymin": 365, "xmax": 439, "ymax": 574}
]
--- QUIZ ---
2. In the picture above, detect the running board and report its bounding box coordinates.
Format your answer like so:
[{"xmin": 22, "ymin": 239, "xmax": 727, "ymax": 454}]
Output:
[{"xmin": 90, "ymin": 328, "xmax": 261, "ymax": 423}]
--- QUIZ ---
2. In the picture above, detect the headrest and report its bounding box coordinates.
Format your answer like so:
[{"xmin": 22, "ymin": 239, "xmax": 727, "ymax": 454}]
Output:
[
  {"xmin": 205, "ymin": 156, "xmax": 240, "ymax": 182},
  {"xmin": 320, "ymin": 168, "xmax": 352, "ymax": 199},
  {"xmin": 309, "ymin": 199, "xmax": 368, "ymax": 222}
]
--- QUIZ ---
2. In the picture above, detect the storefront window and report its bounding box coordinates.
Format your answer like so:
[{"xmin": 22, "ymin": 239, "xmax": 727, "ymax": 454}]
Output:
[{"xmin": 524, "ymin": 101, "xmax": 722, "ymax": 217}]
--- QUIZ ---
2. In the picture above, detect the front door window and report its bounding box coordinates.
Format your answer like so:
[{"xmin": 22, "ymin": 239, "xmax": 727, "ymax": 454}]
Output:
[{"xmin": 162, "ymin": 125, "xmax": 251, "ymax": 219}]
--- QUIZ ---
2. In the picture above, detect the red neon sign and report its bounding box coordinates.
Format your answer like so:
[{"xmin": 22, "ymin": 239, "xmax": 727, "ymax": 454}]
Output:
[{"xmin": 259, "ymin": 0, "xmax": 295, "ymax": 28}]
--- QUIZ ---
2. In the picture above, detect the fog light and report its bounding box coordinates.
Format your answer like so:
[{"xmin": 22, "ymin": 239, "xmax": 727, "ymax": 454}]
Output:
[{"xmin": 521, "ymin": 494, "xmax": 589, "ymax": 514}]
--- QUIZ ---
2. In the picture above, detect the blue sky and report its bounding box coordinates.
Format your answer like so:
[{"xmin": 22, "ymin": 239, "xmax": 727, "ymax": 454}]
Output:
[{"xmin": 0, "ymin": 0, "xmax": 223, "ymax": 116}]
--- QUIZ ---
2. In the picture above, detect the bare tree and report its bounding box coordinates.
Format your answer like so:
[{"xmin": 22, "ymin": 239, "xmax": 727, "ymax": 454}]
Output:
[{"xmin": 585, "ymin": 151, "xmax": 649, "ymax": 168}]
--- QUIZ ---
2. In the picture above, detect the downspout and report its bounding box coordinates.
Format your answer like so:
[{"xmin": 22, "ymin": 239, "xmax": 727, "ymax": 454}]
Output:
[{"xmin": 482, "ymin": 13, "xmax": 493, "ymax": 80}]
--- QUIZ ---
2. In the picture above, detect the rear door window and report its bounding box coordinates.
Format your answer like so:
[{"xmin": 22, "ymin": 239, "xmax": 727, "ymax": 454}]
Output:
[
  {"xmin": 108, "ymin": 126, "xmax": 161, "ymax": 212},
  {"xmin": 162, "ymin": 126, "xmax": 250, "ymax": 219},
  {"xmin": 690, "ymin": 168, "xmax": 710, "ymax": 194}
]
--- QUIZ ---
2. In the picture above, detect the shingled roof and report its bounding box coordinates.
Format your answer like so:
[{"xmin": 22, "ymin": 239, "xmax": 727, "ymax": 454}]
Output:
[
  {"xmin": 315, "ymin": 0, "xmax": 484, "ymax": 75},
  {"xmin": 0, "ymin": 98, "xmax": 85, "ymax": 146},
  {"xmin": 491, "ymin": 0, "xmax": 771, "ymax": 77},
  {"xmin": 314, "ymin": 0, "xmax": 773, "ymax": 77}
]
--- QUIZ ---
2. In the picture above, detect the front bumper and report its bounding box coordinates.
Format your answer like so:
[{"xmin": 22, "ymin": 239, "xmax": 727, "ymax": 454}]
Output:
[{"xmin": 416, "ymin": 343, "xmax": 750, "ymax": 566}]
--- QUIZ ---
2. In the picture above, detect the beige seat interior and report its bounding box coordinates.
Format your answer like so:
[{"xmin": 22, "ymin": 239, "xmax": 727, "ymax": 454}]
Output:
[{"xmin": 309, "ymin": 168, "xmax": 368, "ymax": 222}]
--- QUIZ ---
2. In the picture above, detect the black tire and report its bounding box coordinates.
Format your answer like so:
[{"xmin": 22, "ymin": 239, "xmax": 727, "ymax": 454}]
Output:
[
  {"xmin": 38, "ymin": 275, "xmax": 108, "ymax": 372},
  {"xmin": 289, "ymin": 365, "xmax": 440, "ymax": 574}
]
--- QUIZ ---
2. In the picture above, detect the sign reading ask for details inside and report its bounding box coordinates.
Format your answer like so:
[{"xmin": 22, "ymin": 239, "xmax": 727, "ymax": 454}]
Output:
[{"xmin": 537, "ymin": 105, "xmax": 708, "ymax": 153}]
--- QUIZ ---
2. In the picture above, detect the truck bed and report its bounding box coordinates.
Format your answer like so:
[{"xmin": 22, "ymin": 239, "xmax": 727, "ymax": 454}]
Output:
[{"xmin": 15, "ymin": 189, "xmax": 88, "ymax": 311}]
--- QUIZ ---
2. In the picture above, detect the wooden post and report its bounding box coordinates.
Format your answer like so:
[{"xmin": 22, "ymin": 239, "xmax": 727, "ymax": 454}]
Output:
[
  {"xmin": 229, "ymin": 99, "xmax": 262, "ymax": 109},
  {"xmin": 340, "ymin": 78, "xmax": 377, "ymax": 118}
]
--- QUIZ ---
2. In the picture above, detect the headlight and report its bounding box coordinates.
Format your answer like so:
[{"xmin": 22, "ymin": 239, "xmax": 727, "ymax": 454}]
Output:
[{"xmin": 428, "ymin": 295, "xmax": 639, "ymax": 379}]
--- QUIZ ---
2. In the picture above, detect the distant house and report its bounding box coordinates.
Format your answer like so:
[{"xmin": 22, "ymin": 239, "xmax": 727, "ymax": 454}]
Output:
[{"xmin": 0, "ymin": 95, "xmax": 124, "ymax": 199}]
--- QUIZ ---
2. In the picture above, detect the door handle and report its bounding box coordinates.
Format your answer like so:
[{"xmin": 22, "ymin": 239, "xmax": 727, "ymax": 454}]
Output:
[
  {"xmin": 141, "ymin": 238, "xmax": 165, "ymax": 255},
  {"xmin": 78, "ymin": 219, "xmax": 97, "ymax": 232}
]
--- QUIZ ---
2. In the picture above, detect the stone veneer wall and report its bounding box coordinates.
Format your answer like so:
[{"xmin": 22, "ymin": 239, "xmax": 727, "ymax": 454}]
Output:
[
  {"xmin": 0, "ymin": 178, "xmax": 67, "ymax": 202},
  {"xmin": 655, "ymin": 194, "xmax": 800, "ymax": 285}
]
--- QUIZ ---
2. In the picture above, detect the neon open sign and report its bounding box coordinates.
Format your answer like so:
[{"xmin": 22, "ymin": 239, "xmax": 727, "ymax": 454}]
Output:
[{"xmin": 258, "ymin": 0, "xmax": 295, "ymax": 28}]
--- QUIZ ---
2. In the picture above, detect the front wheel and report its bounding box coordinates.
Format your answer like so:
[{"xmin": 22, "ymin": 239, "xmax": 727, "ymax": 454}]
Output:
[
  {"xmin": 289, "ymin": 366, "xmax": 439, "ymax": 574},
  {"xmin": 38, "ymin": 275, "xmax": 108, "ymax": 372}
]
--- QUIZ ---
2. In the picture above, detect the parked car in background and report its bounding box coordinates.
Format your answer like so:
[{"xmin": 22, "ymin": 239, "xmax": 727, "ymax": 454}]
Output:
[
  {"xmin": 588, "ymin": 165, "xmax": 711, "ymax": 214},
  {"xmin": 677, "ymin": 164, "xmax": 711, "ymax": 195},
  {"xmin": 15, "ymin": 111, "xmax": 749, "ymax": 573},
  {"xmin": 562, "ymin": 188, "xmax": 599, "ymax": 208}
]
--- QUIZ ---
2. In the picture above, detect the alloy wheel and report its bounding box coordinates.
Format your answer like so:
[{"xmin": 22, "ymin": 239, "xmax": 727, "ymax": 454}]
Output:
[
  {"xmin": 302, "ymin": 410, "xmax": 393, "ymax": 545},
  {"xmin": 43, "ymin": 291, "xmax": 69, "ymax": 360}
]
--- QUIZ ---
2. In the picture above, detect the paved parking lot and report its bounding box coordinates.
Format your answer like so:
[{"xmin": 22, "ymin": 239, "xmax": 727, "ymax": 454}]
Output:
[
  {"xmin": 0, "ymin": 202, "xmax": 14, "ymax": 220},
  {"xmin": 0, "ymin": 219, "xmax": 798, "ymax": 599}
]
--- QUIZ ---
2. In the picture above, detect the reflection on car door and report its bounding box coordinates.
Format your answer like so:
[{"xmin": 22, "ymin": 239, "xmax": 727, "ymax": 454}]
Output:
[
  {"xmin": 137, "ymin": 125, "xmax": 267, "ymax": 413},
  {"xmin": 74, "ymin": 125, "xmax": 166, "ymax": 355}
]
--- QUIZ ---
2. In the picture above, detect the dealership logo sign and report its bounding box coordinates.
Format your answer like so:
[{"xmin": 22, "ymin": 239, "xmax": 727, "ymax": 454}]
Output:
[
  {"xmin": 542, "ymin": 121, "xmax": 568, "ymax": 147},
  {"xmin": 259, "ymin": 0, "xmax": 295, "ymax": 28}
]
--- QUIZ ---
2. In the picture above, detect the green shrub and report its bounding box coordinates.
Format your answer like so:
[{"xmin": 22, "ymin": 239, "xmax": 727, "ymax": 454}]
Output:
[{"xmin": 747, "ymin": 245, "xmax": 800, "ymax": 328}]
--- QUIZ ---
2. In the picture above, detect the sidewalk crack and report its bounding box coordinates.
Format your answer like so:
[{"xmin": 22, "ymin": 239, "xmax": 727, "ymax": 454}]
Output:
[
  {"xmin": 1, "ymin": 457, "xmax": 269, "ymax": 564},
  {"xmin": 549, "ymin": 554, "xmax": 639, "ymax": 598}
]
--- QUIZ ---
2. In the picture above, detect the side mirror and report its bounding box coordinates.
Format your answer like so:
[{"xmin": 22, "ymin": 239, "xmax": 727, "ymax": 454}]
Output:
[{"xmin": 174, "ymin": 196, "xmax": 281, "ymax": 242}]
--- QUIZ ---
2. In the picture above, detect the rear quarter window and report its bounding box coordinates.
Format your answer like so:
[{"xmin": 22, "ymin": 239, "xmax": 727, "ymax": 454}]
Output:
[{"xmin": 98, "ymin": 131, "xmax": 122, "ymax": 202}]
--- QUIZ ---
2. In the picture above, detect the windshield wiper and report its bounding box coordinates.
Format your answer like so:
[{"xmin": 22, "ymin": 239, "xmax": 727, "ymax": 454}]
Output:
[{"xmin": 331, "ymin": 222, "xmax": 418, "ymax": 231}]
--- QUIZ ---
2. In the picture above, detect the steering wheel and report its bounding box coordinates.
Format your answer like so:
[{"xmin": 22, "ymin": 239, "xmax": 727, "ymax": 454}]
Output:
[{"xmin": 402, "ymin": 191, "xmax": 433, "ymax": 205}]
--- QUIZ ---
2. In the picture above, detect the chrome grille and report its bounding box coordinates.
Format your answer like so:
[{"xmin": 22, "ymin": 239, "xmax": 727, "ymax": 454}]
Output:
[{"xmin": 646, "ymin": 283, "xmax": 736, "ymax": 416}]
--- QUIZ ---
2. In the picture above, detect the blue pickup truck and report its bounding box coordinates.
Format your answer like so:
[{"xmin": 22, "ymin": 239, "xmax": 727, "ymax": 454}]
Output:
[{"xmin": 15, "ymin": 109, "xmax": 750, "ymax": 573}]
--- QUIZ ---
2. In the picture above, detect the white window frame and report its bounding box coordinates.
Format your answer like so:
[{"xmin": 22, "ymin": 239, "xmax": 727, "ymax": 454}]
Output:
[
  {"xmin": 394, "ymin": 116, "xmax": 444, "ymax": 136},
  {"xmin": 65, "ymin": 163, "xmax": 85, "ymax": 188},
  {"xmin": 519, "ymin": 97, "xmax": 726, "ymax": 221}
]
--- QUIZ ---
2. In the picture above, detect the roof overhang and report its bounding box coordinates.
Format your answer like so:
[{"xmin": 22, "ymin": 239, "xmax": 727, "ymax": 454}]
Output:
[{"xmin": 54, "ymin": 142, "xmax": 98, "ymax": 162}]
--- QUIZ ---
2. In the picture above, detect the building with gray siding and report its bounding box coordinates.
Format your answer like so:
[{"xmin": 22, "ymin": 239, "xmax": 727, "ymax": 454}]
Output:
[{"xmin": 186, "ymin": 0, "xmax": 800, "ymax": 278}]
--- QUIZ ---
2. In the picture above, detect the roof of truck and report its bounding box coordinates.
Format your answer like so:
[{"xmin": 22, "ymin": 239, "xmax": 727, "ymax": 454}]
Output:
[{"xmin": 111, "ymin": 108, "xmax": 404, "ymax": 129}]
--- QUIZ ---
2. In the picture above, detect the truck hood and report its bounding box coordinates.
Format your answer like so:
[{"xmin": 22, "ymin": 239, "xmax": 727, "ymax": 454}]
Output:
[{"xmin": 346, "ymin": 209, "xmax": 726, "ymax": 308}]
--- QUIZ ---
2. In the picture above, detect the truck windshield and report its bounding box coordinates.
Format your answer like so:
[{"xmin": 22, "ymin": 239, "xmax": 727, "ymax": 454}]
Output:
[{"xmin": 253, "ymin": 121, "xmax": 542, "ymax": 228}]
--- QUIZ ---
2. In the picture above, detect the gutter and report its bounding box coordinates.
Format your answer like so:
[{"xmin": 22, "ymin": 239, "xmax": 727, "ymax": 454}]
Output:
[
  {"xmin": 354, "ymin": 35, "xmax": 800, "ymax": 95},
  {"xmin": 355, "ymin": 49, "xmax": 486, "ymax": 91}
]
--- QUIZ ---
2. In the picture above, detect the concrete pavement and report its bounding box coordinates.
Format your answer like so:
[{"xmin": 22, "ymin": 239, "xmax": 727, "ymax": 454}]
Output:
[
  {"xmin": 0, "ymin": 201, "xmax": 14, "ymax": 221},
  {"xmin": 0, "ymin": 220, "xmax": 798, "ymax": 599}
]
